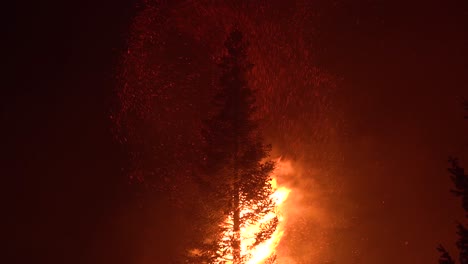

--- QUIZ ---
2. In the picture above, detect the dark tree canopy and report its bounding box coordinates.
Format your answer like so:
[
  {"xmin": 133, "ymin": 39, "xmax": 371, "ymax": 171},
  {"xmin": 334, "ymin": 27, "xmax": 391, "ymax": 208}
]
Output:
[
  {"xmin": 438, "ymin": 245, "xmax": 456, "ymax": 264},
  {"xmin": 437, "ymin": 160, "xmax": 468, "ymax": 264},
  {"xmin": 449, "ymin": 159, "xmax": 468, "ymax": 218},
  {"xmin": 438, "ymin": 104, "xmax": 468, "ymax": 264}
]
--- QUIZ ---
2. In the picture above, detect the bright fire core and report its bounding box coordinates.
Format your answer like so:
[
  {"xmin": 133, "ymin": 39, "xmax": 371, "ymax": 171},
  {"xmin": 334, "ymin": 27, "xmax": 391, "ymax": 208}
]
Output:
[{"xmin": 218, "ymin": 164, "xmax": 291, "ymax": 264}]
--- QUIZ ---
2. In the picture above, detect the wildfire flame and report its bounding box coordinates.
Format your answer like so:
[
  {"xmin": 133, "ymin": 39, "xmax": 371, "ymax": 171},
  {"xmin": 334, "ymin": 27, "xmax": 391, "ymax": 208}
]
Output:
[
  {"xmin": 246, "ymin": 177, "xmax": 290, "ymax": 264},
  {"xmin": 218, "ymin": 161, "xmax": 291, "ymax": 263}
]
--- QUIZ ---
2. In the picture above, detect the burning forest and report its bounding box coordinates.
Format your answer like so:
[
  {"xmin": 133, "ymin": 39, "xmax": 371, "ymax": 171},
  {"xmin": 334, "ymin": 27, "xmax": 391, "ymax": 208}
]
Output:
[
  {"xmin": 114, "ymin": 1, "xmax": 342, "ymax": 263},
  {"xmin": 10, "ymin": 0, "xmax": 468, "ymax": 264}
]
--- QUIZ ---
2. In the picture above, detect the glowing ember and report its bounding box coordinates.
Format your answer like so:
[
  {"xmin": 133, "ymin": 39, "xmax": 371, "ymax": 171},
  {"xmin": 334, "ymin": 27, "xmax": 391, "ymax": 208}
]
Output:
[{"xmin": 217, "ymin": 162, "xmax": 291, "ymax": 264}]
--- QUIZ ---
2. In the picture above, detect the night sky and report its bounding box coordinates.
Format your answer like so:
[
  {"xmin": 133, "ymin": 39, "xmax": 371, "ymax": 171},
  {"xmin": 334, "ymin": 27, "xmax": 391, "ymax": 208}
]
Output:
[{"xmin": 7, "ymin": 1, "xmax": 468, "ymax": 264}]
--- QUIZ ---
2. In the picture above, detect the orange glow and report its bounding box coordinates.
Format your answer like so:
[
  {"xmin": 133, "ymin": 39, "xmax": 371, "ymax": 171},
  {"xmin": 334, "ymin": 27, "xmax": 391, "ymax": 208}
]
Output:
[{"xmin": 217, "ymin": 160, "xmax": 291, "ymax": 263}]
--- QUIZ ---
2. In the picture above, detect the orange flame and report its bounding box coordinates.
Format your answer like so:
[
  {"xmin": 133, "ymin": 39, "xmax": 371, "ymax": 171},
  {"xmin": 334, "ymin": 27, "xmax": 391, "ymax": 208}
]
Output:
[{"xmin": 218, "ymin": 161, "xmax": 291, "ymax": 263}]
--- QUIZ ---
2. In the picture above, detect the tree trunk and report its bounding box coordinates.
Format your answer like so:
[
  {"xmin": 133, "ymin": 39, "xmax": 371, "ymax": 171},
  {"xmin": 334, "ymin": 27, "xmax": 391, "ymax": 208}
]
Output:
[
  {"xmin": 233, "ymin": 182, "xmax": 241, "ymax": 263},
  {"xmin": 233, "ymin": 119, "xmax": 241, "ymax": 262}
]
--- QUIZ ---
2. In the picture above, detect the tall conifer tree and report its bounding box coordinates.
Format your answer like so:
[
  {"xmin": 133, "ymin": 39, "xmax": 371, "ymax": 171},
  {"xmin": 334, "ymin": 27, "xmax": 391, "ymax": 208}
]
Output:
[{"xmin": 196, "ymin": 29, "xmax": 277, "ymax": 263}]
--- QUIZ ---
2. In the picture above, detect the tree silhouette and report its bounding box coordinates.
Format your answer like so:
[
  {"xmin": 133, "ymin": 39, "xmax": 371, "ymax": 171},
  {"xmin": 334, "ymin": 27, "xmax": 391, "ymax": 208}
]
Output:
[
  {"xmin": 438, "ymin": 244, "xmax": 456, "ymax": 264},
  {"xmin": 190, "ymin": 29, "xmax": 277, "ymax": 263},
  {"xmin": 437, "ymin": 160, "xmax": 468, "ymax": 264},
  {"xmin": 437, "ymin": 102, "xmax": 468, "ymax": 264}
]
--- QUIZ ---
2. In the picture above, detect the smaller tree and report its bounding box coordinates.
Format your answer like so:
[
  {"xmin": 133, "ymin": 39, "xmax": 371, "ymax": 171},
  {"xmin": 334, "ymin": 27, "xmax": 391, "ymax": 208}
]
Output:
[
  {"xmin": 438, "ymin": 245, "xmax": 456, "ymax": 264},
  {"xmin": 437, "ymin": 159, "xmax": 468, "ymax": 264},
  {"xmin": 437, "ymin": 102, "xmax": 468, "ymax": 264}
]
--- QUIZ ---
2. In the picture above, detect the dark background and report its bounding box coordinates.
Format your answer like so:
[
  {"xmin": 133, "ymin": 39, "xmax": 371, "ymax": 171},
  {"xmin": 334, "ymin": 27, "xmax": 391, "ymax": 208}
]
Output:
[
  {"xmin": 6, "ymin": 1, "xmax": 468, "ymax": 263},
  {"xmin": 6, "ymin": 1, "xmax": 138, "ymax": 263}
]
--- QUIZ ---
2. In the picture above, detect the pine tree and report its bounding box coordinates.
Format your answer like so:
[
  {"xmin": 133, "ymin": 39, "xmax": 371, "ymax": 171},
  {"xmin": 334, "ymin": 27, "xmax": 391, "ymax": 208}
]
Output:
[
  {"xmin": 438, "ymin": 245, "xmax": 456, "ymax": 264},
  {"xmin": 449, "ymin": 159, "xmax": 468, "ymax": 218},
  {"xmin": 456, "ymin": 223, "xmax": 468, "ymax": 264},
  {"xmin": 437, "ymin": 101, "xmax": 468, "ymax": 264},
  {"xmin": 441, "ymin": 158, "xmax": 468, "ymax": 264},
  {"xmin": 194, "ymin": 29, "xmax": 277, "ymax": 263},
  {"xmin": 437, "ymin": 159, "xmax": 468, "ymax": 264}
]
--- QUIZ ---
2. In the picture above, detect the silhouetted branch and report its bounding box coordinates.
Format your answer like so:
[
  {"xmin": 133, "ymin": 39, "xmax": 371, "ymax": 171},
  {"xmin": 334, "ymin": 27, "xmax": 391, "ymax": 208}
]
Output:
[
  {"xmin": 456, "ymin": 223, "xmax": 468, "ymax": 264},
  {"xmin": 438, "ymin": 245, "xmax": 456, "ymax": 264}
]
